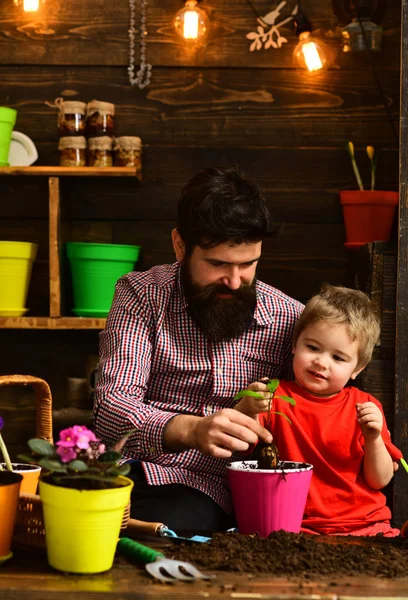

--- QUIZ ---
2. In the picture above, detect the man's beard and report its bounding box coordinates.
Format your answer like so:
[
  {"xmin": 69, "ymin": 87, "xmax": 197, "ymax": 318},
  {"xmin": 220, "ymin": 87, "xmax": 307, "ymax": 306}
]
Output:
[{"xmin": 181, "ymin": 262, "xmax": 257, "ymax": 343}]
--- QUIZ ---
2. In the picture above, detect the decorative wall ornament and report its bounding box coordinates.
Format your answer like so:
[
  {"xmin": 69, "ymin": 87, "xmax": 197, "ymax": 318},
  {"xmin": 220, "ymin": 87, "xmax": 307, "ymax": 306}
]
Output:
[
  {"xmin": 128, "ymin": 0, "xmax": 152, "ymax": 90},
  {"xmin": 246, "ymin": 1, "xmax": 299, "ymax": 52}
]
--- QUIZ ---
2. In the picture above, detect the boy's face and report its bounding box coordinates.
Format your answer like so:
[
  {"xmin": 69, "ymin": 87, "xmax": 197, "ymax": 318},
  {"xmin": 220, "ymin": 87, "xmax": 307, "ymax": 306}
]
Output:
[{"xmin": 292, "ymin": 320, "xmax": 365, "ymax": 398}]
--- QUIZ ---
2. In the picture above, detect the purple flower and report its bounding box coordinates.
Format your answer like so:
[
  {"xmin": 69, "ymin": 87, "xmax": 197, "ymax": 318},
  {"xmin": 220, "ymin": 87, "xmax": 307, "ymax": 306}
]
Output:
[{"xmin": 0, "ymin": 416, "xmax": 4, "ymax": 431}]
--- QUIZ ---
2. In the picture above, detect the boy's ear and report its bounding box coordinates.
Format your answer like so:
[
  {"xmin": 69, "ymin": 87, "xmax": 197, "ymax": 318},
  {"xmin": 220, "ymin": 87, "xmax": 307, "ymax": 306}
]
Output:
[{"xmin": 350, "ymin": 364, "xmax": 367, "ymax": 380}]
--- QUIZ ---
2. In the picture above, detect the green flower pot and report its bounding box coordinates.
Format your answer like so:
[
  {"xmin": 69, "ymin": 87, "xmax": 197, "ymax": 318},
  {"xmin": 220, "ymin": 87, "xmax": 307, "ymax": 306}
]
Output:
[{"xmin": 66, "ymin": 242, "xmax": 141, "ymax": 318}]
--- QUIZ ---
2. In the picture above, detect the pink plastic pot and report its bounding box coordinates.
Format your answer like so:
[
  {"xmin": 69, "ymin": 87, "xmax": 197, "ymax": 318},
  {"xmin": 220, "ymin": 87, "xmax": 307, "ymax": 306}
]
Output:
[{"xmin": 227, "ymin": 460, "xmax": 313, "ymax": 537}]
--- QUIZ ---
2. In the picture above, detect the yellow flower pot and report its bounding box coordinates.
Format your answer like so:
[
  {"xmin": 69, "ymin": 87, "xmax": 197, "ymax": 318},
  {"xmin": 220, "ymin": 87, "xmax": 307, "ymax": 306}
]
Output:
[
  {"xmin": 39, "ymin": 476, "xmax": 133, "ymax": 573},
  {"xmin": 0, "ymin": 241, "xmax": 38, "ymax": 317}
]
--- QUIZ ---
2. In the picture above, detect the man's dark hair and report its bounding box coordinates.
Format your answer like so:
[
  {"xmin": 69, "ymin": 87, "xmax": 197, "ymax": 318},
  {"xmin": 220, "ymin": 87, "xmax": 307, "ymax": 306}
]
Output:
[{"xmin": 176, "ymin": 167, "xmax": 272, "ymax": 254}]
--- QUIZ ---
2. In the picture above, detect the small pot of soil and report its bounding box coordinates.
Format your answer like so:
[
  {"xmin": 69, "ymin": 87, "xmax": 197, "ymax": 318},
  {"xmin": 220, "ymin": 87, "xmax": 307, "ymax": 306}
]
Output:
[
  {"xmin": 227, "ymin": 460, "xmax": 313, "ymax": 537},
  {"xmin": 1, "ymin": 463, "xmax": 41, "ymax": 495}
]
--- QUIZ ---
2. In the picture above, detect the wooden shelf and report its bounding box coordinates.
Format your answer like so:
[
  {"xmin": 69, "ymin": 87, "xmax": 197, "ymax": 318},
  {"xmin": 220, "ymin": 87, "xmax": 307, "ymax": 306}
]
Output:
[
  {"xmin": 0, "ymin": 166, "xmax": 140, "ymax": 329},
  {"xmin": 0, "ymin": 317, "xmax": 106, "ymax": 329},
  {"xmin": 0, "ymin": 166, "xmax": 138, "ymax": 177}
]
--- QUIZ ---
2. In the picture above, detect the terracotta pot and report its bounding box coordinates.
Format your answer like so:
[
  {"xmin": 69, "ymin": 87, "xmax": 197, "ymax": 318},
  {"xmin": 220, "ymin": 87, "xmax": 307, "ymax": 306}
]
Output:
[
  {"xmin": 227, "ymin": 460, "xmax": 313, "ymax": 537},
  {"xmin": 339, "ymin": 190, "xmax": 399, "ymax": 248},
  {"xmin": 0, "ymin": 463, "xmax": 41, "ymax": 494},
  {"xmin": 0, "ymin": 470, "xmax": 23, "ymax": 563}
]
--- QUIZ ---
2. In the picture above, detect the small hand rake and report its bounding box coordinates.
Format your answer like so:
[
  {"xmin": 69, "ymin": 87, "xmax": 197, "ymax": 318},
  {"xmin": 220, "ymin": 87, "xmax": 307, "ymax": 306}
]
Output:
[{"xmin": 117, "ymin": 537, "xmax": 214, "ymax": 583}]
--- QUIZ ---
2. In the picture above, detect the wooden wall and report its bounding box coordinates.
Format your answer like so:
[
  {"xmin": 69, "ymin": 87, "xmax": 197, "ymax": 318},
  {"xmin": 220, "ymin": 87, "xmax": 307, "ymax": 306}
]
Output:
[{"xmin": 0, "ymin": 1, "xmax": 401, "ymax": 456}]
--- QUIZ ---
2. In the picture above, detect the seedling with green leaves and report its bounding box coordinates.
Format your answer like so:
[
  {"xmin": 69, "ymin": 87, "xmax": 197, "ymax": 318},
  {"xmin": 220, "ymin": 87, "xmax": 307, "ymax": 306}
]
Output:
[{"xmin": 234, "ymin": 379, "xmax": 296, "ymax": 469}]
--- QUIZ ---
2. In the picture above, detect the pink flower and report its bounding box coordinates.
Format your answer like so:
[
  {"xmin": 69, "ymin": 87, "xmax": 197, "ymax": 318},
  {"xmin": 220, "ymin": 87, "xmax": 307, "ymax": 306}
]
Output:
[
  {"xmin": 72, "ymin": 426, "xmax": 98, "ymax": 449},
  {"xmin": 58, "ymin": 427, "xmax": 77, "ymax": 447},
  {"xmin": 56, "ymin": 445, "xmax": 77, "ymax": 463}
]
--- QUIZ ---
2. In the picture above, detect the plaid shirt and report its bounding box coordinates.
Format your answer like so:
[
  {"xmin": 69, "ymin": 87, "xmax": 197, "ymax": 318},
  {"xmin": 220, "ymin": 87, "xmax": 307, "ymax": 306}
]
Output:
[{"xmin": 94, "ymin": 262, "xmax": 303, "ymax": 513}]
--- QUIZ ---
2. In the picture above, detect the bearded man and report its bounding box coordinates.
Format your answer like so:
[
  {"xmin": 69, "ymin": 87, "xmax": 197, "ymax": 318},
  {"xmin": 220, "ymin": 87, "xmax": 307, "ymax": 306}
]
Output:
[{"xmin": 94, "ymin": 167, "xmax": 303, "ymax": 532}]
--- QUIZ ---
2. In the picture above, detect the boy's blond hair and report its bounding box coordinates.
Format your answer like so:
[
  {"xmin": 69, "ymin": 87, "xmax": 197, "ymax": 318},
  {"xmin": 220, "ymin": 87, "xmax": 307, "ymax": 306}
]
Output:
[{"xmin": 293, "ymin": 284, "xmax": 380, "ymax": 369}]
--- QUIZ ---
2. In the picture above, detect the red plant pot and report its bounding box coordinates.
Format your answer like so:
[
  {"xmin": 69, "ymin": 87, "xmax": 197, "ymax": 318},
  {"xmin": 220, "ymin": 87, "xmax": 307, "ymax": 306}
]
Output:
[{"xmin": 339, "ymin": 190, "xmax": 399, "ymax": 247}]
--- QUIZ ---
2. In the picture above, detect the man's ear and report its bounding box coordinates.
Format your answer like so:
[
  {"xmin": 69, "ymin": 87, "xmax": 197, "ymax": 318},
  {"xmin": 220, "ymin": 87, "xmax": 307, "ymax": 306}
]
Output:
[
  {"xmin": 350, "ymin": 364, "xmax": 367, "ymax": 380},
  {"xmin": 171, "ymin": 229, "xmax": 186, "ymax": 262}
]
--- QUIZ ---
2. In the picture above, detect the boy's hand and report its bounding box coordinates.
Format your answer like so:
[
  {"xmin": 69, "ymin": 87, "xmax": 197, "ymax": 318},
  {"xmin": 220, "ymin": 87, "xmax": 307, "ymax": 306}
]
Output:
[
  {"xmin": 235, "ymin": 380, "xmax": 271, "ymax": 417},
  {"xmin": 356, "ymin": 402, "xmax": 383, "ymax": 441}
]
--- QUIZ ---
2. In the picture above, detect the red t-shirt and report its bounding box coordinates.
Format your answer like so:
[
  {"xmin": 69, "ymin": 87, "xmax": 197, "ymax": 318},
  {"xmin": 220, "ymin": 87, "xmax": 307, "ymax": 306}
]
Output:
[{"xmin": 257, "ymin": 381, "xmax": 403, "ymax": 535}]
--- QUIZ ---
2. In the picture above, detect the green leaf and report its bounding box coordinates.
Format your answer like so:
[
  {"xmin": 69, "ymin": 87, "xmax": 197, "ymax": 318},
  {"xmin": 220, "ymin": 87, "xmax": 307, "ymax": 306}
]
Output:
[
  {"xmin": 28, "ymin": 438, "xmax": 56, "ymax": 457},
  {"xmin": 17, "ymin": 454, "xmax": 37, "ymax": 464},
  {"xmin": 266, "ymin": 379, "xmax": 279, "ymax": 394},
  {"xmin": 67, "ymin": 460, "xmax": 88, "ymax": 472},
  {"xmin": 107, "ymin": 463, "xmax": 131, "ymax": 476},
  {"xmin": 97, "ymin": 451, "xmax": 121, "ymax": 463},
  {"xmin": 272, "ymin": 411, "xmax": 292, "ymax": 425},
  {"xmin": 275, "ymin": 395, "xmax": 296, "ymax": 405},
  {"xmin": 233, "ymin": 390, "xmax": 264, "ymax": 401},
  {"xmin": 39, "ymin": 458, "xmax": 67, "ymax": 473}
]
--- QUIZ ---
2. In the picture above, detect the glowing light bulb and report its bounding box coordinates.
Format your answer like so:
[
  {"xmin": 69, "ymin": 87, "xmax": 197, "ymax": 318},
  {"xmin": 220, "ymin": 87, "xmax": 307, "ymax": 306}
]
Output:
[
  {"xmin": 301, "ymin": 40, "xmax": 323, "ymax": 71},
  {"xmin": 14, "ymin": 0, "xmax": 41, "ymax": 11},
  {"xmin": 293, "ymin": 31, "xmax": 328, "ymax": 72},
  {"xmin": 23, "ymin": 0, "xmax": 39, "ymax": 10},
  {"xmin": 183, "ymin": 9, "xmax": 199, "ymax": 39},
  {"xmin": 174, "ymin": 0, "xmax": 209, "ymax": 43}
]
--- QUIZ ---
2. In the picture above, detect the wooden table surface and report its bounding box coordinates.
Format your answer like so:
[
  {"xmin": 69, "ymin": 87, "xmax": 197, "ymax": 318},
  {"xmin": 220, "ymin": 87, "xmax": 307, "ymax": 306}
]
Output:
[{"xmin": 1, "ymin": 540, "xmax": 408, "ymax": 600}]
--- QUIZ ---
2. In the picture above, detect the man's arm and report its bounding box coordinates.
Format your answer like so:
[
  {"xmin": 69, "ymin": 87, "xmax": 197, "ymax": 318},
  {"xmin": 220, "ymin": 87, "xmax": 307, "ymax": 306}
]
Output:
[{"xmin": 164, "ymin": 409, "xmax": 272, "ymax": 458}]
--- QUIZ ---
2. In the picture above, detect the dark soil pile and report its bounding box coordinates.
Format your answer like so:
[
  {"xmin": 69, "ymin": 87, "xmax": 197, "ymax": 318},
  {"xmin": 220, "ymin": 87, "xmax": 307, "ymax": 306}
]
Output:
[{"xmin": 169, "ymin": 531, "xmax": 408, "ymax": 579}]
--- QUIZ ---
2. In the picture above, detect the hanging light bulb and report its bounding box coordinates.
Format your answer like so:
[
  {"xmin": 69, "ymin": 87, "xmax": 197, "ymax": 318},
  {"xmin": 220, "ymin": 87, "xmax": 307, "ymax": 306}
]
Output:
[
  {"xmin": 14, "ymin": 0, "xmax": 41, "ymax": 11},
  {"xmin": 174, "ymin": 0, "xmax": 209, "ymax": 42},
  {"xmin": 24, "ymin": 0, "xmax": 39, "ymax": 10},
  {"xmin": 293, "ymin": 14, "xmax": 329, "ymax": 72}
]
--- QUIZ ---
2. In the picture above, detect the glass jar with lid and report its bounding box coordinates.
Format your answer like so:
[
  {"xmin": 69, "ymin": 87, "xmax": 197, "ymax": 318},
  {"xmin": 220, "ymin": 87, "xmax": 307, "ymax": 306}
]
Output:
[
  {"xmin": 88, "ymin": 136, "xmax": 113, "ymax": 167},
  {"xmin": 59, "ymin": 136, "xmax": 87, "ymax": 167},
  {"xmin": 57, "ymin": 100, "xmax": 87, "ymax": 136},
  {"xmin": 113, "ymin": 136, "xmax": 142, "ymax": 178},
  {"xmin": 86, "ymin": 100, "xmax": 115, "ymax": 137}
]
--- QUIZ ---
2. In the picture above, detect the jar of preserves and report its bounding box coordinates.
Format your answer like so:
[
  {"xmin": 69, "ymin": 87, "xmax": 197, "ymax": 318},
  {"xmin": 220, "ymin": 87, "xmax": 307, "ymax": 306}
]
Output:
[
  {"xmin": 113, "ymin": 136, "xmax": 142, "ymax": 178},
  {"xmin": 88, "ymin": 136, "xmax": 113, "ymax": 167},
  {"xmin": 86, "ymin": 100, "xmax": 115, "ymax": 137},
  {"xmin": 57, "ymin": 100, "xmax": 87, "ymax": 136},
  {"xmin": 59, "ymin": 136, "xmax": 87, "ymax": 167}
]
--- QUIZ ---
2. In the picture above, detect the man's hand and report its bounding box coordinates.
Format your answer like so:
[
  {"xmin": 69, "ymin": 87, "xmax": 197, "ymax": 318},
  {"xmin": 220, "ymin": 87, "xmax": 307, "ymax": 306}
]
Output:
[
  {"xmin": 356, "ymin": 402, "xmax": 383, "ymax": 441},
  {"xmin": 164, "ymin": 409, "xmax": 273, "ymax": 459}
]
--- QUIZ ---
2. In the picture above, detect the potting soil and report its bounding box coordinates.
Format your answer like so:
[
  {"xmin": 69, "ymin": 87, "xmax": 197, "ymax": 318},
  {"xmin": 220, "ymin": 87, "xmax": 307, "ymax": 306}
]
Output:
[{"xmin": 168, "ymin": 530, "xmax": 408, "ymax": 579}]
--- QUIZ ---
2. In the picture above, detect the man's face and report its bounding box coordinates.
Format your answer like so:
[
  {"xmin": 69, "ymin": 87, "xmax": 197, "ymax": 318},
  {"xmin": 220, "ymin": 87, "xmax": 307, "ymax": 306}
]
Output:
[{"xmin": 179, "ymin": 240, "xmax": 262, "ymax": 342}]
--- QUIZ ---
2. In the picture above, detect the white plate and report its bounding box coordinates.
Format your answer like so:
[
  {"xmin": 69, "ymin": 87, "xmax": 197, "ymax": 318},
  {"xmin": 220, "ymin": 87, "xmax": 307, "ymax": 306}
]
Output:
[{"xmin": 8, "ymin": 131, "xmax": 38, "ymax": 166}]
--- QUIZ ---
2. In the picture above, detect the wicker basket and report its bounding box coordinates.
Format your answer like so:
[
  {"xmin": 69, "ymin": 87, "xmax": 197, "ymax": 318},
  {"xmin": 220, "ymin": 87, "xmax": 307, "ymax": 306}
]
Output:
[{"xmin": 0, "ymin": 374, "xmax": 129, "ymax": 549}]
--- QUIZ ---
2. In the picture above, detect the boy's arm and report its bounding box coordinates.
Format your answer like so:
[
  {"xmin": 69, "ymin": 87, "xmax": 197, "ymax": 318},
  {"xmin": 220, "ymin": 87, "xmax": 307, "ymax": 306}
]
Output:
[{"xmin": 357, "ymin": 402, "xmax": 394, "ymax": 489}]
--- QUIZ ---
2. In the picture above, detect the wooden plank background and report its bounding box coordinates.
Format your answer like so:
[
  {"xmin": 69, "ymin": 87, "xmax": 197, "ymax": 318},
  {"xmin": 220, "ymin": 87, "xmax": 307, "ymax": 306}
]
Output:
[{"xmin": 0, "ymin": 0, "xmax": 402, "ymax": 519}]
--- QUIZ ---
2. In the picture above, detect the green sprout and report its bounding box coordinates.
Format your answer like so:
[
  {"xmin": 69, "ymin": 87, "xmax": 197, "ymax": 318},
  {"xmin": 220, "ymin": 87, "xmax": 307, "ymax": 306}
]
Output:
[{"xmin": 234, "ymin": 378, "xmax": 296, "ymax": 431}]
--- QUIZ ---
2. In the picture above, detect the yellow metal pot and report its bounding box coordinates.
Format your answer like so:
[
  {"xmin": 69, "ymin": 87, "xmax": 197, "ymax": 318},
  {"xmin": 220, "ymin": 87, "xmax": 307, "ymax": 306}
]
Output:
[{"xmin": 39, "ymin": 476, "xmax": 133, "ymax": 574}]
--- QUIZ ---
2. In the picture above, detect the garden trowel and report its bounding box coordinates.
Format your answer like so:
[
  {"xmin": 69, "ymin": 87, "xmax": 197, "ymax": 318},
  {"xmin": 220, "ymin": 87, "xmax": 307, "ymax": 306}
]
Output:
[{"xmin": 124, "ymin": 517, "xmax": 211, "ymax": 543}]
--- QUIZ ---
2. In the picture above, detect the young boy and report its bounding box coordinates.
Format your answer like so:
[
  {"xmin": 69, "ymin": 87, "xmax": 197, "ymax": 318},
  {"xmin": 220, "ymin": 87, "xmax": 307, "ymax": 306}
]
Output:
[{"xmin": 235, "ymin": 285, "xmax": 403, "ymax": 537}]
